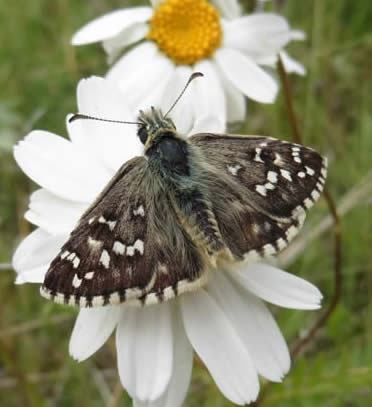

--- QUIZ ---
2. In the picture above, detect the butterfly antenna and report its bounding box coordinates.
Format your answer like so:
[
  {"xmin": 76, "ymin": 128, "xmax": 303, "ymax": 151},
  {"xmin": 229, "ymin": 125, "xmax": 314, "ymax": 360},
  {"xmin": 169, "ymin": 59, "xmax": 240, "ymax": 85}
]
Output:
[
  {"xmin": 68, "ymin": 113, "xmax": 141, "ymax": 125},
  {"xmin": 164, "ymin": 72, "xmax": 204, "ymax": 118}
]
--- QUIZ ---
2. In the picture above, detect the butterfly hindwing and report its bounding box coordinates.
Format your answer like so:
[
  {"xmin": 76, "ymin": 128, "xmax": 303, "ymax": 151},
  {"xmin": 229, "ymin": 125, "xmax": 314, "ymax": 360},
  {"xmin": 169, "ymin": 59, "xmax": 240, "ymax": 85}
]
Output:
[
  {"xmin": 189, "ymin": 133, "xmax": 327, "ymax": 260},
  {"xmin": 41, "ymin": 157, "xmax": 206, "ymax": 307}
]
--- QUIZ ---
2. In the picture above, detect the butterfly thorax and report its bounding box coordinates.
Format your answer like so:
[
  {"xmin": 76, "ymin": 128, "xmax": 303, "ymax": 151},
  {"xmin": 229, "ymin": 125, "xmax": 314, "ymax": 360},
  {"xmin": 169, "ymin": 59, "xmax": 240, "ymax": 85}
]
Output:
[{"xmin": 137, "ymin": 107, "xmax": 189, "ymax": 177}]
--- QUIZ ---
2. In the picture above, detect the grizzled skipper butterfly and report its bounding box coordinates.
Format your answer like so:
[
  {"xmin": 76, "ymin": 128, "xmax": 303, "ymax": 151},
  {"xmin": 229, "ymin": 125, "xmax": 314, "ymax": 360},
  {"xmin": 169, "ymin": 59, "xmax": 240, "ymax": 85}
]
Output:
[{"xmin": 41, "ymin": 73, "xmax": 327, "ymax": 307}]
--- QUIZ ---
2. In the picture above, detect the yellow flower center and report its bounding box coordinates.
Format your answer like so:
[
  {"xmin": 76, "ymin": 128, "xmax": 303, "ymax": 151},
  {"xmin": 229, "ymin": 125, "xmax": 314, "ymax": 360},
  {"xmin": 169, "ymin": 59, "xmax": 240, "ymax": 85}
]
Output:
[{"xmin": 147, "ymin": 0, "xmax": 222, "ymax": 65}]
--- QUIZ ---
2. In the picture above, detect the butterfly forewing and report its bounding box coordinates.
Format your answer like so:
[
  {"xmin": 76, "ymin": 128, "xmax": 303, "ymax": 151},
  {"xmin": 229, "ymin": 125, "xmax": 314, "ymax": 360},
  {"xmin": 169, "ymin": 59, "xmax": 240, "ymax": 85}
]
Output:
[
  {"xmin": 41, "ymin": 157, "xmax": 206, "ymax": 307},
  {"xmin": 190, "ymin": 133, "xmax": 327, "ymax": 260}
]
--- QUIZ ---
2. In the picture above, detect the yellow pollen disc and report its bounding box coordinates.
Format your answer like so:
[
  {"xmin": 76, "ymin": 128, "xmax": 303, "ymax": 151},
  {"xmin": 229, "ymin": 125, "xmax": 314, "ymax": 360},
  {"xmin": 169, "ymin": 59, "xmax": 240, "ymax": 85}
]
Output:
[{"xmin": 147, "ymin": 0, "xmax": 222, "ymax": 65}]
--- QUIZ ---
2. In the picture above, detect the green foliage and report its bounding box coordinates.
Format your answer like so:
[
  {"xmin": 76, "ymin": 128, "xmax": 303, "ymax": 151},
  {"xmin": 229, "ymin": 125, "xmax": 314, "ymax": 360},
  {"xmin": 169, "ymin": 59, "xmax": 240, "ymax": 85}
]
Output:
[{"xmin": 0, "ymin": 0, "xmax": 371, "ymax": 406}]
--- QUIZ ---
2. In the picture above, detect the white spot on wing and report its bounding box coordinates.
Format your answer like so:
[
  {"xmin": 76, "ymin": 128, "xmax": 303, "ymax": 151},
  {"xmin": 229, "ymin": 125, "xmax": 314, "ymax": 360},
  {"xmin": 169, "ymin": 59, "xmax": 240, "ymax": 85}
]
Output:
[
  {"xmin": 276, "ymin": 238, "xmax": 287, "ymax": 250},
  {"xmin": 311, "ymin": 190, "xmax": 320, "ymax": 201},
  {"xmin": 72, "ymin": 274, "xmax": 82, "ymax": 288},
  {"xmin": 265, "ymin": 182, "xmax": 275, "ymax": 190},
  {"xmin": 107, "ymin": 221, "xmax": 116, "ymax": 231},
  {"xmin": 133, "ymin": 205, "xmax": 145, "ymax": 217},
  {"xmin": 255, "ymin": 185, "xmax": 267, "ymax": 196},
  {"xmin": 298, "ymin": 171, "xmax": 306, "ymax": 178},
  {"xmin": 84, "ymin": 271, "xmax": 94, "ymax": 280},
  {"xmin": 72, "ymin": 256, "xmax": 80, "ymax": 269},
  {"xmin": 88, "ymin": 237, "xmax": 103, "ymax": 250},
  {"xmin": 99, "ymin": 250, "xmax": 110, "ymax": 269},
  {"xmin": 227, "ymin": 164, "xmax": 242, "ymax": 176},
  {"xmin": 292, "ymin": 147, "xmax": 302, "ymax": 163},
  {"xmin": 306, "ymin": 166, "xmax": 315, "ymax": 176},
  {"xmin": 280, "ymin": 169, "xmax": 292, "ymax": 181},
  {"xmin": 66, "ymin": 252, "xmax": 75, "ymax": 261},
  {"xmin": 254, "ymin": 148, "xmax": 264, "ymax": 163},
  {"xmin": 267, "ymin": 171, "xmax": 278, "ymax": 183},
  {"xmin": 304, "ymin": 198, "xmax": 313, "ymax": 208},
  {"xmin": 263, "ymin": 244, "xmax": 276, "ymax": 256},
  {"xmin": 134, "ymin": 239, "xmax": 144, "ymax": 255},
  {"xmin": 113, "ymin": 241, "xmax": 126, "ymax": 255},
  {"xmin": 92, "ymin": 296, "xmax": 105, "ymax": 307},
  {"xmin": 286, "ymin": 225, "xmax": 299, "ymax": 241},
  {"xmin": 163, "ymin": 286, "xmax": 176, "ymax": 300},
  {"xmin": 98, "ymin": 215, "xmax": 116, "ymax": 231},
  {"xmin": 158, "ymin": 263, "xmax": 168, "ymax": 274},
  {"xmin": 274, "ymin": 153, "xmax": 283, "ymax": 166},
  {"xmin": 61, "ymin": 250, "xmax": 70, "ymax": 259},
  {"xmin": 126, "ymin": 246, "xmax": 135, "ymax": 256},
  {"xmin": 64, "ymin": 252, "xmax": 80, "ymax": 269},
  {"xmin": 55, "ymin": 293, "xmax": 65, "ymax": 304},
  {"xmin": 109, "ymin": 292, "xmax": 120, "ymax": 304},
  {"xmin": 68, "ymin": 296, "xmax": 76, "ymax": 306},
  {"xmin": 79, "ymin": 297, "xmax": 88, "ymax": 307},
  {"xmin": 126, "ymin": 239, "xmax": 144, "ymax": 256}
]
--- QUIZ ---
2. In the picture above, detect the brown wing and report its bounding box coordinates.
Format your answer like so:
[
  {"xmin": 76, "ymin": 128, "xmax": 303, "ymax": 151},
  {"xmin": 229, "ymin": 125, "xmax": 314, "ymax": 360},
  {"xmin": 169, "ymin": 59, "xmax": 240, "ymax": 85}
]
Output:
[
  {"xmin": 41, "ymin": 157, "xmax": 206, "ymax": 307},
  {"xmin": 189, "ymin": 133, "xmax": 327, "ymax": 261}
]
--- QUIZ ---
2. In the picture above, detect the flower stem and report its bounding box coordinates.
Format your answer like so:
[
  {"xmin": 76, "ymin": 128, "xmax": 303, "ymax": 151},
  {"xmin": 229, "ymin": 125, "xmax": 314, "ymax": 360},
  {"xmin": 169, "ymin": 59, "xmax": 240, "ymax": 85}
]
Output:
[
  {"xmin": 253, "ymin": 54, "xmax": 344, "ymax": 407},
  {"xmin": 277, "ymin": 54, "xmax": 343, "ymax": 357}
]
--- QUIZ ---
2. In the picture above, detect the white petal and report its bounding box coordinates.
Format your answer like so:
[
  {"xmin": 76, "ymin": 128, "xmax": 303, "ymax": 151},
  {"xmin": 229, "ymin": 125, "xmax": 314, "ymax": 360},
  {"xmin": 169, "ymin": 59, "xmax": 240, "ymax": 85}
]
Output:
[
  {"xmin": 133, "ymin": 306, "xmax": 193, "ymax": 407},
  {"xmin": 133, "ymin": 65, "xmax": 174, "ymax": 114},
  {"xmin": 212, "ymin": 0, "xmax": 242, "ymax": 20},
  {"xmin": 181, "ymin": 289, "xmax": 259, "ymax": 405},
  {"xmin": 72, "ymin": 7, "xmax": 153, "ymax": 45},
  {"xmin": 215, "ymin": 48, "xmax": 278, "ymax": 103},
  {"xmin": 192, "ymin": 61, "xmax": 226, "ymax": 133},
  {"xmin": 25, "ymin": 189, "xmax": 87, "ymax": 235},
  {"xmin": 14, "ymin": 130, "xmax": 110, "ymax": 202},
  {"xmin": 110, "ymin": 50, "xmax": 174, "ymax": 109},
  {"xmin": 71, "ymin": 76, "xmax": 142, "ymax": 173},
  {"xmin": 106, "ymin": 42, "xmax": 157, "ymax": 98},
  {"xmin": 12, "ymin": 228, "xmax": 67, "ymax": 284},
  {"xmin": 223, "ymin": 14, "xmax": 290, "ymax": 57},
  {"xmin": 69, "ymin": 306, "xmax": 124, "ymax": 362},
  {"xmin": 208, "ymin": 271, "xmax": 290, "ymax": 382},
  {"xmin": 149, "ymin": 0, "xmax": 163, "ymax": 8},
  {"xmin": 103, "ymin": 23, "xmax": 149, "ymax": 61},
  {"xmin": 106, "ymin": 41, "xmax": 157, "ymax": 84},
  {"xmin": 255, "ymin": 54, "xmax": 278, "ymax": 67},
  {"xmin": 116, "ymin": 303, "xmax": 173, "ymax": 401},
  {"xmin": 159, "ymin": 66, "xmax": 194, "ymax": 135},
  {"xmin": 15, "ymin": 269, "xmax": 47, "ymax": 285},
  {"xmin": 291, "ymin": 30, "xmax": 306, "ymax": 41},
  {"xmin": 189, "ymin": 114, "xmax": 225, "ymax": 135},
  {"xmin": 229, "ymin": 263, "xmax": 323, "ymax": 310},
  {"xmin": 215, "ymin": 64, "xmax": 246, "ymax": 124},
  {"xmin": 280, "ymin": 51, "xmax": 306, "ymax": 76}
]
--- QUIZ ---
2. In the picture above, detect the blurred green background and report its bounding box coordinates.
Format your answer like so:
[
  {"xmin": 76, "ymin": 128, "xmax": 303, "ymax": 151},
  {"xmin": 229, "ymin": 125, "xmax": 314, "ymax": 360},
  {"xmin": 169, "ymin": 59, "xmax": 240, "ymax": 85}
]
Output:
[{"xmin": 0, "ymin": 0, "xmax": 371, "ymax": 406}]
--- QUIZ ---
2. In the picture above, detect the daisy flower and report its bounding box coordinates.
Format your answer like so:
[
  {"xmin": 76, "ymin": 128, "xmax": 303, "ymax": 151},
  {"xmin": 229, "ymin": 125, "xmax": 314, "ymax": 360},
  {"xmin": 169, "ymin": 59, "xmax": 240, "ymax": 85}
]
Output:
[
  {"xmin": 13, "ymin": 77, "xmax": 322, "ymax": 406},
  {"xmin": 72, "ymin": 0, "xmax": 305, "ymax": 128}
]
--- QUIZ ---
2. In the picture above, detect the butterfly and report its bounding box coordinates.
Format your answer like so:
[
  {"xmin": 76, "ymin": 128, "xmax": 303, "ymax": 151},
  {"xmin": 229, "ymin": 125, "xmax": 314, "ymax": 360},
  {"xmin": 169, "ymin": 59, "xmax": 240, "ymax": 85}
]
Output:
[{"xmin": 40, "ymin": 74, "xmax": 327, "ymax": 307}]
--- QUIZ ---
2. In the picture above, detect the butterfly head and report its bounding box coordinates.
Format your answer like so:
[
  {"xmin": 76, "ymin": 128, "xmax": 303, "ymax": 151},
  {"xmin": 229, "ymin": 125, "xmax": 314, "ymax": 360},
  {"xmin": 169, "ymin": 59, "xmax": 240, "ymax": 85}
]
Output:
[{"xmin": 137, "ymin": 107, "xmax": 177, "ymax": 150}]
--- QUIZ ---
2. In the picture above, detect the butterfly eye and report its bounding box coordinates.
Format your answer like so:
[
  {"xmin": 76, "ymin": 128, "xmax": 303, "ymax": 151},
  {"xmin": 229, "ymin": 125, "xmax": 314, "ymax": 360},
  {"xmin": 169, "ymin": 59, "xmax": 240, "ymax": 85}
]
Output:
[{"xmin": 138, "ymin": 126, "xmax": 149, "ymax": 145}]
